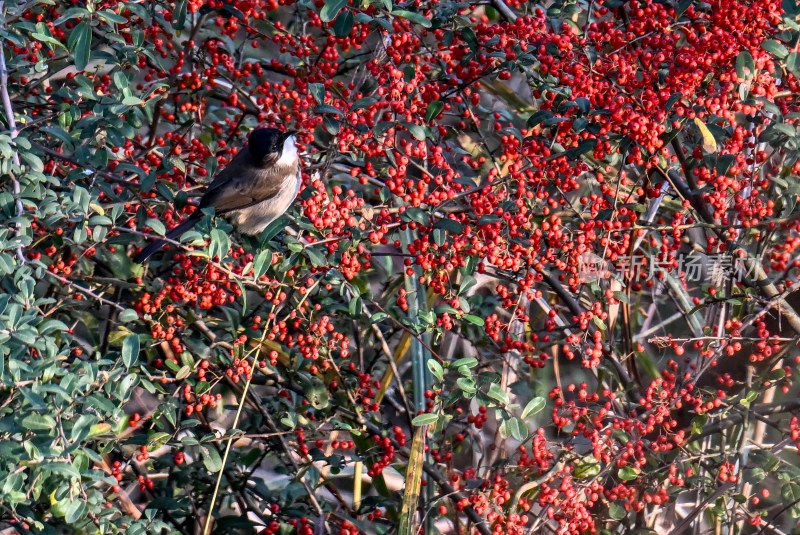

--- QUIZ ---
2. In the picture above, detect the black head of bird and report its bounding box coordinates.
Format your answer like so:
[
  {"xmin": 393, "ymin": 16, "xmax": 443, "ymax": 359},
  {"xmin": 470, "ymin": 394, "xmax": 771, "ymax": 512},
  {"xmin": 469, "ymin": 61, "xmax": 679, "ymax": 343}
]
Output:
[
  {"xmin": 134, "ymin": 127, "xmax": 302, "ymax": 264},
  {"xmin": 248, "ymin": 128, "xmax": 297, "ymax": 167}
]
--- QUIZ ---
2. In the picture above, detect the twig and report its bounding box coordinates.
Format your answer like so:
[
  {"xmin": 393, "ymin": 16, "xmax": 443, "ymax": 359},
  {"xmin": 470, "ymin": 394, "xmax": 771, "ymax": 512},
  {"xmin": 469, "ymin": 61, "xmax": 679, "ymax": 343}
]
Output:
[
  {"xmin": 649, "ymin": 335, "xmax": 797, "ymax": 347},
  {"xmin": 671, "ymin": 482, "xmax": 736, "ymax": 533},
  {"xmin": 45, "ymin": 271, "xmax": 126, "ymax": 312},
  {"xmin": 369, "ymin": 321, "xmax": 413, "ymax": 418},
  {"xmin": 692, "ymin": 399, "xmax": 800, "ymax": 441},
  {"xmin": 203, "ymin": 277, "xmax": 323, "ymax": 534},
  {"xmin": 510, "ymin": 452, "xmax": 563, "ymax": 512}
]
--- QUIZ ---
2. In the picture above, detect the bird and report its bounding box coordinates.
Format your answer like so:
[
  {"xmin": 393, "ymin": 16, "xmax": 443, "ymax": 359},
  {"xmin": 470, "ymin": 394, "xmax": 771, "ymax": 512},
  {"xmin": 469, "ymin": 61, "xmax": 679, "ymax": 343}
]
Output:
[{"xmin": 134, "ymin": 128, "xmax": 301, "ymax": 264}]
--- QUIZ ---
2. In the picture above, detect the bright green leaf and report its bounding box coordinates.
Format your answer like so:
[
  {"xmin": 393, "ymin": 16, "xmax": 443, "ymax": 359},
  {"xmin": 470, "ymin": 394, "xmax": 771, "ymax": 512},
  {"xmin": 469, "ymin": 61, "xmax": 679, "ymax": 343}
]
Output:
[
  {"xmin": 411, "ymin": 413, "xmax": 439, "ymax": 426},
  {"xmin": 521, "ymin": 397, "xmax": 546, "ymax": 419}
]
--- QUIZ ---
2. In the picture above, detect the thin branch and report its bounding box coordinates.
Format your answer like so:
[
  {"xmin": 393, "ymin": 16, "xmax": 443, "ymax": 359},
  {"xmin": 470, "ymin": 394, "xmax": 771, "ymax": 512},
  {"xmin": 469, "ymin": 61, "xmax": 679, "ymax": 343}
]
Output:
[
  {"xmin": 692, "ymin": 399, "xmax": 800, "ymax": 441},
  {"xmin": 45, "ymin": 271, "xmax": 126, "ymax": 312}
]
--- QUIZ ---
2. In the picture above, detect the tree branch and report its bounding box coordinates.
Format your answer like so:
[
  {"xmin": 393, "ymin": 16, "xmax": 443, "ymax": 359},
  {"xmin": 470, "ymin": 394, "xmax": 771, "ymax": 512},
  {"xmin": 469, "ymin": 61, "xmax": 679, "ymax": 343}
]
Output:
[{"xmin": 490, "ymin": 0, "xmax": 518, "ymax": 22}]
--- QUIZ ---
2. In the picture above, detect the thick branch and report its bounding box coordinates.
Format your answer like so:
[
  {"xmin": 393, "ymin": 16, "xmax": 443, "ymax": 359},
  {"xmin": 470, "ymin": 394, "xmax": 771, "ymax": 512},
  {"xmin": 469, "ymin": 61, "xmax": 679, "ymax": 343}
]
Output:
[{"xmin": 490, "ymin": 0, "xmax": 518, "ymax": 21}]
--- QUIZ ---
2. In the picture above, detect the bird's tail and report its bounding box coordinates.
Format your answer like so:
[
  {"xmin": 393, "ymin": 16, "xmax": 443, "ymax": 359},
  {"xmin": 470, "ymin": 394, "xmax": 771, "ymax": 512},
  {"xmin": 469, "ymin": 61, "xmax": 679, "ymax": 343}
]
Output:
[{"xmin": 134, "ymin": 213, "xmax": 201, "ymax": 264}]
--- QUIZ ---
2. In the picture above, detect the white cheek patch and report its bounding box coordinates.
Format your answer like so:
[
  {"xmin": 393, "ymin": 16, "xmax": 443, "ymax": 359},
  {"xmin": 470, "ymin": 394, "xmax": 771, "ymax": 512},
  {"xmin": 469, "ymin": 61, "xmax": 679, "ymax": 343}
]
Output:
[{"xmin": 276, "ymin": 136, "xmax": 298, "ymax": 167}]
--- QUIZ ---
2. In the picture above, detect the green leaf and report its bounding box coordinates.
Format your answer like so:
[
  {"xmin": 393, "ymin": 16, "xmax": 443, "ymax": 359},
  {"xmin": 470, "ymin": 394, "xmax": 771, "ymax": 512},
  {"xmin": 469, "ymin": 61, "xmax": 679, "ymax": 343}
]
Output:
[
  {"xmin": 461, "ymin": 27, "xmax": 479, "ymax": 52},
  {"xmin": 305, "ymin": 246, "xmax": 327, "ymax": 267},
  {"xmin": 456, "ymin": 377, "xmax": 477, "ymax": 395},
  {"xmin": 665, "ymin": 92, "xmax": 683, "ymax": 112},
  {"xmin": 403, "ymin": 207, "xmax": 429, "ymax": 225},
  {"xmin": 462, "ymin": 314, "xmax": 485, "ymax": 326},
  {"xmin": 308, "ymin": 83, "xmax": 325, "ymax": 105},
  {"xmin": 122, "ymin": 96, "xmax": 145, "ymax": 106},
  {"xmin": 200, "ymin": 445, "xmax": 222, "ymax": 472},
  {"xmin": 740, "ymin": 389, "xmax": 759, "ymax": 407},
  {"xmin": 121, "ymin": 334, "xmax": 139, "ymax": 368},
  {"xmin": 30, "ymin": 32, "xmax": 68, "ymax": 50},
  {"xmin": 54, "ymin": 7, "xmax": 89, "ymax": 25},
  {"xmin": 735, "ymin": 50, "xmax": 755, "ymax": 79},
  {"xmin": 427, "ymin": 359, "xmax": 444, "ymax": 382},
  {"xmin": 411, "ymin": 413, "xmax": 439, "ymax": 426},
  {"xmin": 210, "ymin": 228, "xmax": 230, "ymax": 261},
  {"xmin": 97, "ymin": 10, "xmax": 128, "ymax": 24},
  {"xmin": 781, "ymin": 482, "xmax": 800, "ymax": 509},
  {"xmin": 762, "ymin": 39, "xmax": 789, "ymax": 59},
  {"xmin": 765, "ymin": 368, "xmax": 786, "ymax": 382},
  {"xmin": 787, "ymin": 52, "xmax": 800, "ymax": 77},
  {"xmin": 404, "ymin": 122, "xmax": 427, "ymax": 141},
  {"xmin": 67, "ymin": 22, "xmax": 92, "ymax": 71},
  {"xmin": 252, "ymin": 249, "xmax": 271, "ymax": 280},
  {"xmin": 574, "ymin": 457, "xmax": 601, "ymax": 479},
  {"xmin": 64, "ymin": 501, "xmax": 87, "ymax": 524},
  {"xmin": 333, "ymin": 10, "xmax": 354, "ymax": 37},
  {"xmin": 426, "ymin": 100, "xmax": 444, "ymax": 122},
  {"xmin": 323, "ymin": 116, "xmax": 341, "ymax": 135},
  {"xmin": 487, "ymin": 383, "xmax": 510, "ymax": 405},
  {"xmin": 527, "ymin": 110, "xmax": 553, "ymax": 127},
  {"xmin": 351, "ymin": 96, "xmax": 377, "ymax": 110},
  {"xmin": 348, "ymin": 295, "xmax": 363, "ymax": 316},
  {"xmin": 22, "ymin": 414, "xmax": 57, "ymax": 431},
  {"xmin": 618, "ymin": 466, "xmax": 639, "ymax": 481},
  {"xmin": 174, "ymin": 0, "xmax": 188, "ymax": 29},
  {"xmin": 320, "ymin": 0, "xmax": 348, "ymax": 22},
  {"xmin": 146, "ymin": 218, "xmax": 166, "ymax": 236},
  {"xmin": 370, "ymin": 0, "xmax": 392, "ymax": 10},
  {"xmin": 176, "ymin": 366, "xmax": 191, "ymax": 381},
  {"xmin": 316, "ymin": 104, "xmax": 343, "ymax": 116},
  {"xmin": 452, "ymin": 357, "xmax": 478, "ymax": 369},
  {"xmin": 433, "ymin": 218, "xmax": 463, "ymax": 234},
  {"xmin": 148, "ymin": 432, "xmax": 172, "ymax": 449},
  {"xmin": 119, "ymin": 308, "xmax": 139, "ymax": 323},
  {"xmin": 45, "ymin": 462, "xmax": 81, "ymax": 479},
  {"xmin": 392, "ymin": 9, "xmax": 432, "ymax": 27},
  {"xmin": 504, "ymin": 416, "xmax": 527, "ymax": 441},
  {"xmin": 370, "ymin": 311, "xmax": 388, "ymax": 323},
  {"xmin": 609, "ymin": 502, "xmax": 627, "ymax": 520},
  {"xmin": 521, "ymin": 396, "xmax": 546, "ymax": 419}
]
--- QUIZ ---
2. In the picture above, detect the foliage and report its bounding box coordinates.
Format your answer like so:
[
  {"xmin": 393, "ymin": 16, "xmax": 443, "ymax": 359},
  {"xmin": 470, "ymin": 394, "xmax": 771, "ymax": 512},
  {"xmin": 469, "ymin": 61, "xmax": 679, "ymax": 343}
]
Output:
[{"xmin": 1, "ymin": 0, "xmax": 800, "ymax": 533}]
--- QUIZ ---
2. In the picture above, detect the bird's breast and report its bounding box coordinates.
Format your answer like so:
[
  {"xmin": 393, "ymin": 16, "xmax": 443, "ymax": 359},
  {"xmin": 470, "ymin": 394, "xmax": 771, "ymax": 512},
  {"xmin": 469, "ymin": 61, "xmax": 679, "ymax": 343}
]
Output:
[{"xmin": 232, "ymin": 170, "xmax": 301, "ymax": 235}]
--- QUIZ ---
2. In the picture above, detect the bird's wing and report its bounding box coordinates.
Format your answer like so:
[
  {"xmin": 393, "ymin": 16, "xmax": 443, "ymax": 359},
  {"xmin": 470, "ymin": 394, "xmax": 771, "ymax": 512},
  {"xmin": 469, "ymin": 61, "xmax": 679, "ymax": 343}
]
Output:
[{"xmin": 200, "ymin": 150, "xmax": 286, "ymax": 213}]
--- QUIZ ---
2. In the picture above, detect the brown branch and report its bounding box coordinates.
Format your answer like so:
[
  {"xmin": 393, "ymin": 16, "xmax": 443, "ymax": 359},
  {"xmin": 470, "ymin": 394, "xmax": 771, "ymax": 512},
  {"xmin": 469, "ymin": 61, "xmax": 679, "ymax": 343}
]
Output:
[{"xmin": 45, "ymin": 271, "xmax": 126, "ymax": 312}]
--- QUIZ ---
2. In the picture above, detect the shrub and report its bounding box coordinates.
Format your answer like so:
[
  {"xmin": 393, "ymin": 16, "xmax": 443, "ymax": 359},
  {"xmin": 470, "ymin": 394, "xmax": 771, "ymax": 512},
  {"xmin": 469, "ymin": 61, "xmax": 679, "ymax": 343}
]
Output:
[{"xmin": 1, "ymin": 0, "xmax": 800, "ymax": 533}]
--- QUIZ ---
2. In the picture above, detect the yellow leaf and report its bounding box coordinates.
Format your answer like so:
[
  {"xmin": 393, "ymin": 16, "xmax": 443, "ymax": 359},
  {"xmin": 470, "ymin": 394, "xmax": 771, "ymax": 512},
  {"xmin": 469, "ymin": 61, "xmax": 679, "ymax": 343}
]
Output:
[
  {"xmin": 693, "ymin": 118, "xmax": 717, "ymax": 153},
  {"xmin": 398, "ymin": 425, "xmax": 426, "ymax": 534},
  {"xmin": 88, "ymin": 423, "xmax": 112, "ymax": 438},
  {"xmin": 89, "ymin": 202, "xmax": 105, "ymax": 216}
]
